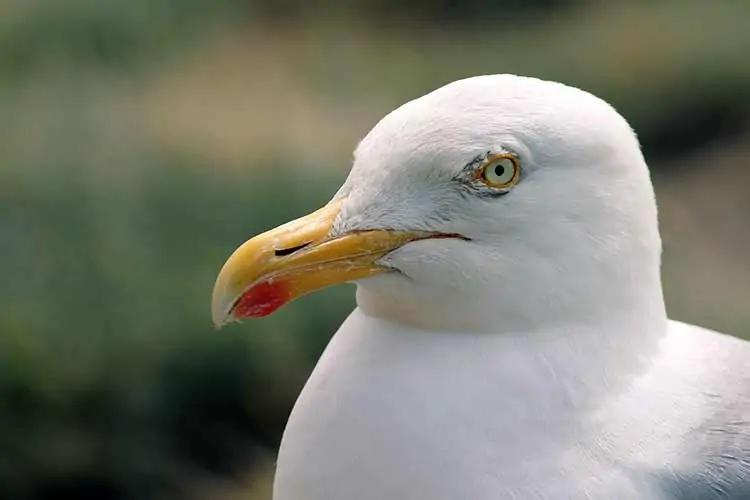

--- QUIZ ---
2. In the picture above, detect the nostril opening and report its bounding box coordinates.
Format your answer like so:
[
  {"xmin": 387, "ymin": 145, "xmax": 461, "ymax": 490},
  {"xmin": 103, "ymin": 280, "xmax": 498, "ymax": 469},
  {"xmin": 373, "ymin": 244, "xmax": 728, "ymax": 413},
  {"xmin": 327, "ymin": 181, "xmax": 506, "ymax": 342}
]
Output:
[{"xmin": 274, "ymin": 242, "xmax": 311, "ymax": 257}]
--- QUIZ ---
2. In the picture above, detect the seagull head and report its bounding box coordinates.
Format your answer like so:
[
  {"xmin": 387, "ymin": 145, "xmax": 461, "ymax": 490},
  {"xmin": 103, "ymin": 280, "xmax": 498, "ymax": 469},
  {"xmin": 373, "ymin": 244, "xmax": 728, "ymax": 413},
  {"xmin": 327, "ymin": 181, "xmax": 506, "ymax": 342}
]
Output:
[{"xmin": 212, "ymin": 75, "xmax": 664, "ymax": 332}]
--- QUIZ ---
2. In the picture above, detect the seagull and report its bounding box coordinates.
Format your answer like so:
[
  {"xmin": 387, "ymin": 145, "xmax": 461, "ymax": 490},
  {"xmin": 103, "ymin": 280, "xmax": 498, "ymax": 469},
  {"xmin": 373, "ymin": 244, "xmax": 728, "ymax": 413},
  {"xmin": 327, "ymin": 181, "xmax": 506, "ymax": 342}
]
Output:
[{"xmin": 211, "ymin": 75, "xmax": 750, "ymax": 499}]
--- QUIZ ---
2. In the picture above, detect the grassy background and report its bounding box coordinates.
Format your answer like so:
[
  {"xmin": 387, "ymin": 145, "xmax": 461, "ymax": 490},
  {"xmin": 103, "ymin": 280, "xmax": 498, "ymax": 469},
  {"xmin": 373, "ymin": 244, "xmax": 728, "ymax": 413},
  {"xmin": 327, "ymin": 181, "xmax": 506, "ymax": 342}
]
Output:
[{"xmin": 1, "ymin": 0, "xmax": 749, "ymax": 498}]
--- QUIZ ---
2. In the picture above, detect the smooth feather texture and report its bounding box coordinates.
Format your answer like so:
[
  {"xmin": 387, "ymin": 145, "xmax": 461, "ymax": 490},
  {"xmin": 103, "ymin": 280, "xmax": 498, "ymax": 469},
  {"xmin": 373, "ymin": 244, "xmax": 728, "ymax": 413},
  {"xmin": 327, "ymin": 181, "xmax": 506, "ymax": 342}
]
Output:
[{"xmin": 273, "ymin": 75, "xmax": 750, "ymax": 499}]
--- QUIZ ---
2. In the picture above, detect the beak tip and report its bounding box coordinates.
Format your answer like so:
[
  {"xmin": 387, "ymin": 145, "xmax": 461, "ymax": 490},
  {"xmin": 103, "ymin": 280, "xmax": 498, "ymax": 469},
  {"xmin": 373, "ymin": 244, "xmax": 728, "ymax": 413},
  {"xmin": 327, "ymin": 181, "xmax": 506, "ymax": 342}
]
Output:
[
  {"xmin": 212, "ymin": 313, "xmax": 234, "ymax": 330},
  {"xmin": 211, "ymin": 293, "xmax": 235, "ymax": 330},
  {"xmin": 211, "ymin": 312, "xmax": 225, "ymax": 330}
]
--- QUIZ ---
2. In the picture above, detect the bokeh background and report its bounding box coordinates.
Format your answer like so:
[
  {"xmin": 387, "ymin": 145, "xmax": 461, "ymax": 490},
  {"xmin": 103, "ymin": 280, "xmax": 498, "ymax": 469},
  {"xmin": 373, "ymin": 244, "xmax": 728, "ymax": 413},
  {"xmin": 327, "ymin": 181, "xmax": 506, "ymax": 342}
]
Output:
[{"xmin": 1, "ymin": 0, "xmax": 749, "ymax": 498}]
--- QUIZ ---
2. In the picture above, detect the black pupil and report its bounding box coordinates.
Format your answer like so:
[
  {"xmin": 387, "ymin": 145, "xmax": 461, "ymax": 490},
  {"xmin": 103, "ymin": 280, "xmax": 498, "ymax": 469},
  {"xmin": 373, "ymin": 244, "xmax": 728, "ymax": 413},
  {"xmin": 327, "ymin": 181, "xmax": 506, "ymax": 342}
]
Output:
[{"xmin": 494, "ymin": 164, "xmax": 506, "ymax": 177}]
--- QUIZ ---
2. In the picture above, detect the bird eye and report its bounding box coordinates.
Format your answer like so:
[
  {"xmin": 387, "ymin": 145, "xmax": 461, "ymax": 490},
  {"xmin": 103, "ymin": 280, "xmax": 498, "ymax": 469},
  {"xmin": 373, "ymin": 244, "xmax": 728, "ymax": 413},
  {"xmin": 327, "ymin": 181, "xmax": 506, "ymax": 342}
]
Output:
[{"xmin": 478, "ymin": 154, "xmax": 520, "ymax": 189}]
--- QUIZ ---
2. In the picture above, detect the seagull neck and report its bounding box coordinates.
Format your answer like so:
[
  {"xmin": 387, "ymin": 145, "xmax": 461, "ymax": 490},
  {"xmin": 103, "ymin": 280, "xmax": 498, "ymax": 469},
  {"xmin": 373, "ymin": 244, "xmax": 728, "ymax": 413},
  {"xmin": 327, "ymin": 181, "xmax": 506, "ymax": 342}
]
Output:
[
  {"xmin": 355, "ymin": 271, "xmax": 669, "ymax": 406},
  {"xmin": 347, "ymin": 300, "xmax": 669, "ymax": 415},
  {"xmin": 355, "ymin": 271, "xmax": 668, "ymax": 335}
]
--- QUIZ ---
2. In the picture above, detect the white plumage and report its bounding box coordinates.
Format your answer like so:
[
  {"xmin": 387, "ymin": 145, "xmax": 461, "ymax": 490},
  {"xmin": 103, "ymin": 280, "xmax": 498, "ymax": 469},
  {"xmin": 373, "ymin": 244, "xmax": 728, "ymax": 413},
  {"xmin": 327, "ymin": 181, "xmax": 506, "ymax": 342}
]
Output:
[{"xmin": 217, "ymin": 75, "xmax": 750, "ymax": 499}]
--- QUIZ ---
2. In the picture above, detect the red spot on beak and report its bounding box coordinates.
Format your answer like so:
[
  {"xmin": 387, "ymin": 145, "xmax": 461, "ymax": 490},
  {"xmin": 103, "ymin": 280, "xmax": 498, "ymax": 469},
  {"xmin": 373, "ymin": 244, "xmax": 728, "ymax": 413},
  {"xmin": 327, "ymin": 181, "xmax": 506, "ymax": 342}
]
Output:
[{"xmin": 233, "ymin": 280, "xmax": 290, "ymax": 318}]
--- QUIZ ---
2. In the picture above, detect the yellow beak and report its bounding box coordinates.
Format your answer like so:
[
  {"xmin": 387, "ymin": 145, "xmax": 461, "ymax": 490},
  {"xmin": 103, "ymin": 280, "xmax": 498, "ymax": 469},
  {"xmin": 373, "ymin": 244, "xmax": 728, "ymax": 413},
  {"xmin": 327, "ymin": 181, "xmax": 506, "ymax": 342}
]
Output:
[{"xmin": 211, "ymin": 199, "xmax": 456, "ymax": 327}]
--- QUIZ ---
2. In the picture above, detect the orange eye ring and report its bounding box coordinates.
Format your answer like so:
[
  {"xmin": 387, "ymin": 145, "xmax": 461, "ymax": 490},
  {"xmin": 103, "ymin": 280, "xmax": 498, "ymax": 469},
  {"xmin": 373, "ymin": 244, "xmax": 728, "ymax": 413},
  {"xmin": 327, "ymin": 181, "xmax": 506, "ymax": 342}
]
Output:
[{"xmin": 477, "ymin": 153, "xmax": 521, "ymax": 189}]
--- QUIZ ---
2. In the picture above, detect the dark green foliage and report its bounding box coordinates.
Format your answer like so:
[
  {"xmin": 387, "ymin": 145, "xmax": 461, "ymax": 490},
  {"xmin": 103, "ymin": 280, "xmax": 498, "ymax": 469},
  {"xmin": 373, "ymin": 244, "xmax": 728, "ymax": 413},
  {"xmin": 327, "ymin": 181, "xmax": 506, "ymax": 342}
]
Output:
[
  {"xmin": 0, "ymin": 157, "xmax": 353, "ymax": 498},
  {"xmin": 366, "ymin": 0, "xmax": 579, "ymax": 25},
  {"xmin": 0, "ymin": 0, "xmax": 241, "ymax": 78},
  {"xmin": 0, "ymin": 0, "xmax": 583, "ymax": 80}
]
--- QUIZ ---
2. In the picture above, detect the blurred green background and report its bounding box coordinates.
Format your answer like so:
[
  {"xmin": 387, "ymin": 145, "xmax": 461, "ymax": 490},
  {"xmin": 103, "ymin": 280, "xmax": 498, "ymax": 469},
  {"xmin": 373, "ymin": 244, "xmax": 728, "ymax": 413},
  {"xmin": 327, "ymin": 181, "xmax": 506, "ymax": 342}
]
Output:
[{"xmin": 1, "ymin": 0, "xmax": 749, "ymax": 498}]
